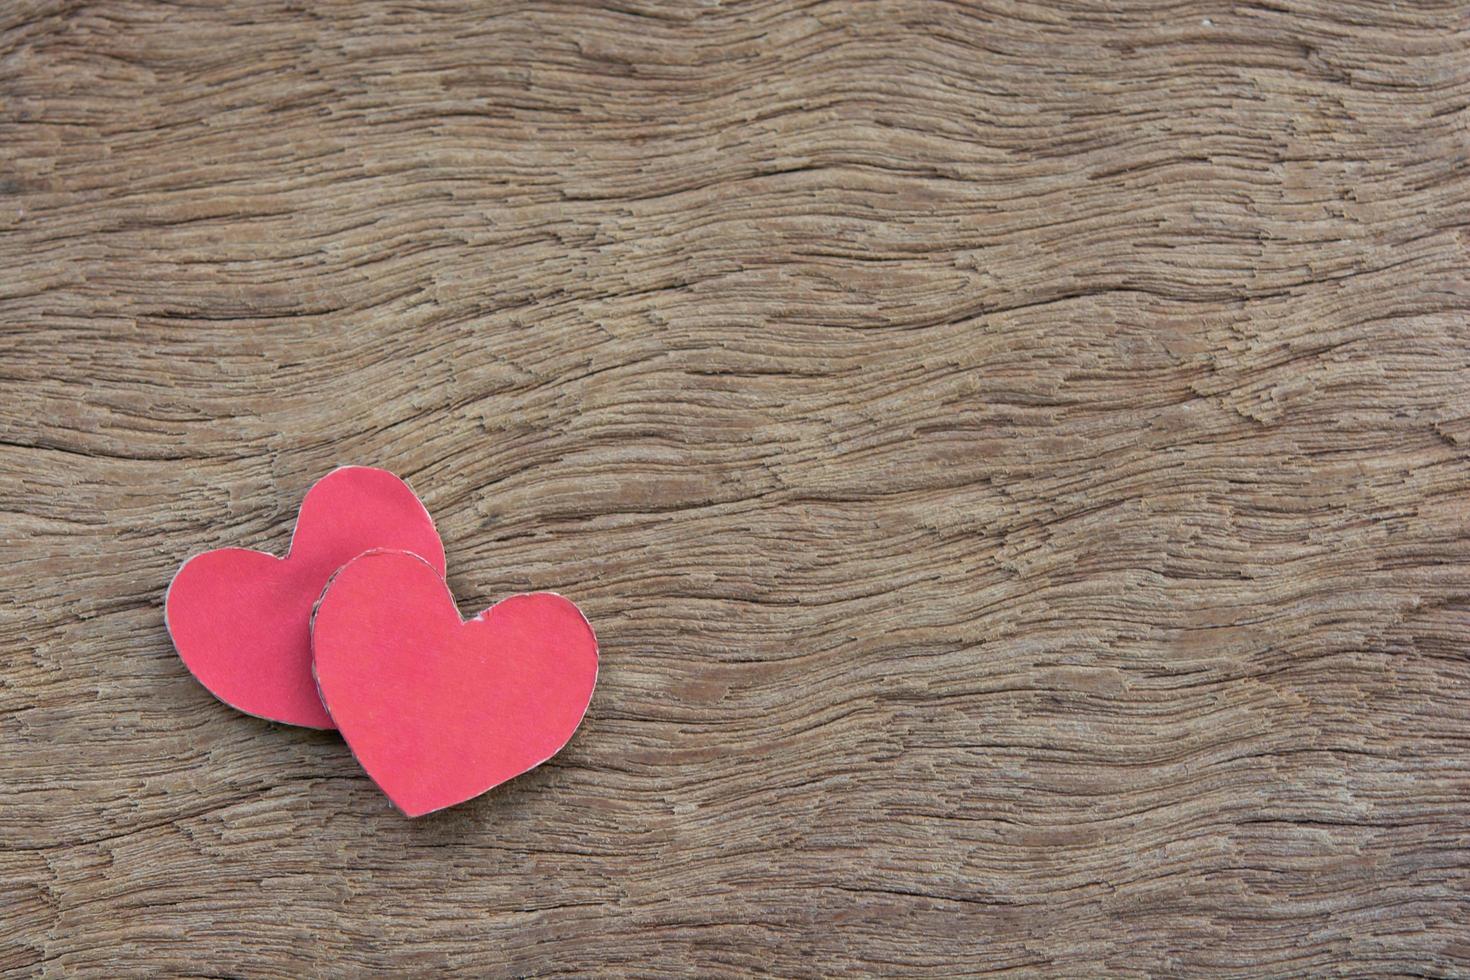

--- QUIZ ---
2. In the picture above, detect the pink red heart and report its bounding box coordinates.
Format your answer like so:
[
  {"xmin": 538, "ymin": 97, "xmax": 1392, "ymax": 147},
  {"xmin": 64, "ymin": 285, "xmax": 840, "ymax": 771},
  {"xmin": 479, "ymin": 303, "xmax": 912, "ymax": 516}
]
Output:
[
  {"xmin": 165, "ymin": 467, "xmax": 445, "ymax": 728},
  {"xmin": 310, "ymin": 549, "xmax": 598, "ymax": 817}
]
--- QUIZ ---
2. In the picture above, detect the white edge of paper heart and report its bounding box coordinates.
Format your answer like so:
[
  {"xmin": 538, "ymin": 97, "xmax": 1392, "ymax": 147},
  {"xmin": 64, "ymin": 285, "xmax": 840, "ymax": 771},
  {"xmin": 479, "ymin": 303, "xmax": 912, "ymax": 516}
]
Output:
[
  {"xmin": 163, "ymin": 465, "xmax": 442, "ymax": 732},
  {"xmin": 308, "ymin": 547, "xmax": 600, "ymax": 820}
]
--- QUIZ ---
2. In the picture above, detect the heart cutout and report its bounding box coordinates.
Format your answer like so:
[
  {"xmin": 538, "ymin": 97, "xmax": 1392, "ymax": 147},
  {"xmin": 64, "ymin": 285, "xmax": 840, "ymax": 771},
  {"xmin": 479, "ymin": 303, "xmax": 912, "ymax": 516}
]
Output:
[
  {"xmin": 165, "ymin": 466, "xmax": 445, "ymax": 728},
  {"xmin": 310, "ymin": 550, "xmax": 598, "ymax": 817}
]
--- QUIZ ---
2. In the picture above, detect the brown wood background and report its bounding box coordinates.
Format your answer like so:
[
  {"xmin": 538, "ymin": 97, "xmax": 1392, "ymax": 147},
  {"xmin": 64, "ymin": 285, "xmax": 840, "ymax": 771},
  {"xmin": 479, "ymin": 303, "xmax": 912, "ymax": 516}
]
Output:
[{"xmin": 3, "ymin": 1, "xmax": 1470, "ymax": 975}]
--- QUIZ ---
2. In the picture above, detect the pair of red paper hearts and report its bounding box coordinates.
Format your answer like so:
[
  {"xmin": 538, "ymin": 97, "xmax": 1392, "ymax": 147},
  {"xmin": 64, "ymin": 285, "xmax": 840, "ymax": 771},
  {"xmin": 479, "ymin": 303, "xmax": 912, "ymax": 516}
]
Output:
[{"xmin": 164, "ymin": 467, "xmax": 598, "ymax": 817}]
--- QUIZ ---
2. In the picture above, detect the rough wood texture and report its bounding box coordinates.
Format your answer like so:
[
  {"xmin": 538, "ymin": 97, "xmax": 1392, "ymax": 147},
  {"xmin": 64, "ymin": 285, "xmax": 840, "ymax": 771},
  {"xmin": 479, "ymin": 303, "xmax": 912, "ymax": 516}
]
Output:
[{"xmin": 3, "ymin": 1, "xmax": 1469, "ymax": 975}]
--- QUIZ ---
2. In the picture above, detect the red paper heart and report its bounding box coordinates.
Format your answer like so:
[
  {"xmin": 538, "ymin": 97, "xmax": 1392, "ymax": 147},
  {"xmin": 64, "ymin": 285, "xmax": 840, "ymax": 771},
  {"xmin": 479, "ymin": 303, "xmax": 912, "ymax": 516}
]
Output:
[
  {"xmin": 310, "ymin": 550, "xmax": 598, "ymax": 817},
  {"xmin": 165, "ymin": 467, "xmax": 445, "ymax": 729}
]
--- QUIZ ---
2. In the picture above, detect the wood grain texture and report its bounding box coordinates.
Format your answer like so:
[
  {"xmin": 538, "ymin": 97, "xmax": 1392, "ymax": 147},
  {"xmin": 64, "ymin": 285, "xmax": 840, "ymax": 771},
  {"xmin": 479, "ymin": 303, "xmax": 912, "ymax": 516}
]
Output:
[{"xmin": 3, "ymin": 0, "xmax": 1469, "ymax": 975}]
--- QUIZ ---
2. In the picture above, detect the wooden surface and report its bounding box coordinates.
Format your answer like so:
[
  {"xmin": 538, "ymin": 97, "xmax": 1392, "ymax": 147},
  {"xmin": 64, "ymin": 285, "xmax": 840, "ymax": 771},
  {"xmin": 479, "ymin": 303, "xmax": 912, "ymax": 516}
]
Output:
[{"xmin": 3, "ymin": 1, "xmax": 1469, "ymax": 975}]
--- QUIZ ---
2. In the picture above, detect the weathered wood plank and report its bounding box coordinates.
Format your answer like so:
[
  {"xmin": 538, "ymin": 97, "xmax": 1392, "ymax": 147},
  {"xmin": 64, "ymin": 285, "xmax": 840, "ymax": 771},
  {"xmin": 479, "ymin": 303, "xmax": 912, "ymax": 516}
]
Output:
[{"xmin": 2, "ymin": 0, "xmax": 1469, "ymax": 974}]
